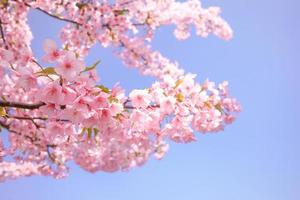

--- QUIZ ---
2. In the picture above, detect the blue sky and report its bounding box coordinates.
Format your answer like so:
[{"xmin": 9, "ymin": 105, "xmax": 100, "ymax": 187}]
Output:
[{"xmin": 1, "ymin": 0, "xmax": 299, "ymax": 199}]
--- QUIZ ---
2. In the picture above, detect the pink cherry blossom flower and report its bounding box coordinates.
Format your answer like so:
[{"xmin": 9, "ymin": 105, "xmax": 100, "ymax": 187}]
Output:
[
  {"xmin": 109, "ymin": 103, "xmax": 123, "ymax": 116},
  {"xmin": 63, "ymin": 107, "xmax": 89, "ymax": 123},
  {"xmin": 90, "ymin": 93, "xmax": 109, "ymax": 109},
  {"xmin": 98, "ymin": 108, "xmax": 112, "ymax": 128},
  {"xmin": 130, "ymin": 109, "xmax": 152, "ymax": 131},
  {"xmin": 73, "ymin": 96, "xmax": 93, "ymax": 112},
  {"xmin": 160, "ymin": 96, "xmax": 176, "ymax": 114},
  {"xmin": 82, "ymin": 111, "xmax": 99, "ymax": 128},
  {"xmin": 61, "ymin": 86, "xmax": 77, "ymax": 105},
  {"xmin": 129, "ymin": 89, "xmax": 152, "ymax": 108},
  {"xmin": 154, "ymin": 140, "xmax": 169, "ymax": 160},
  {"xmin": 192, "ymin": 109, "xmax": 223, "ymax": 133},
  {"xmin": 78, "ymin": 70, "xmax": 99, "ymax": 87},
  {"xmin": 39, "ymin": 103, "xmax": 60, "ymax": 118},
  {"xmin": 17, "ymin": 74, "xmax": 37, "ymax": 91},
  {"xmin": 0, "ymin": 48, "xmax": 13, "ymax": 67},
  {"xmin": 43, "ymin": 39, "xmax": 61, "ymax": 62},
  {"xmin": 56, "ymin": 52, "xmax": 84, "ymax": 81},
  {"xmin": 218, "ymin": 81, "xmax": 229, "ymax": 96},
  {"xmin": 39, "ymin": 82, "xmax": 63, "ymax": 104},
  {"xmin": 17, "ymin": 47, "xmax": 33, "ymax": 66},
  {"xmin": 45, "ymin": 122, "xmax": 68, "ymax": 145}
]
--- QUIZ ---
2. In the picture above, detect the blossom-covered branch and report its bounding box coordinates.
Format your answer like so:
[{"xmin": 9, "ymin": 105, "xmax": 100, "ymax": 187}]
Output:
[{"xmin": 0, "ymin": 0, "xmax": 240, "ymax": 181}]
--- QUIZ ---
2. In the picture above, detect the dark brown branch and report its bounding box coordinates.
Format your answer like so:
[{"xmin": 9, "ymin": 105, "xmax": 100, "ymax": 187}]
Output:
[
  {"xmin": 118, "ymin": 0, "xmax": 136, "ymax": 6},
  {"xmin": 123, "ymin": 99, "xmax": 160, "ymax": 110},
  {"xmin": 32, "ymin": 59, "xmax": 43, "ymax": 69},
  {"xmin": 5, "ymin": 115, "xmax": 70, "ymax": 122},
  {"xmin": 0, "ymin": 100, "xmax": 45, "ymax": 110},
  {"xmin": 0, "ymin": 19, "xmax": 8, "ymax": 49},
  {"xmin": 7, "ymin": 116, "xmax": 48, "ymax": 121},
  {"xmin": 124, "ymin": 105, "xmax": 160, "ymax": 109},
  {"xmin": 21, "ymin": 1, "xmax": 81, "ymax": 26},
  {"xmin": 35, "ymin": 7, "xmax": 81, "ymax": 26},
  {"xmin": 46, "ymin": 144, "xmax": 57, "ymax": 163},
  {"xmin": 0, "ymin": 120, "xmax": 9, "ymax": 130}
]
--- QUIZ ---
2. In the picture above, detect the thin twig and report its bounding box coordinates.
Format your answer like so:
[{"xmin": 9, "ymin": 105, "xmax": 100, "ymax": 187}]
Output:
[
  {"xmin": 32, "ymin": 59, "xmax": 45, "ymax": 72},
  {"xmin": 46, "ymin": 144, "xmax": 57, "ymax": 163},
  {"xmin": 22, "ymin": 1, "xmax": 81, "ymax": 26},
  {"xmin": 32, "ymin": 59, "xmax": 55, "ymax": 81}
]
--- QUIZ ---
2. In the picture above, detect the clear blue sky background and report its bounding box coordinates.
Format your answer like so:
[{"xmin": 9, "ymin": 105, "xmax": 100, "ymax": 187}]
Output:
[{"xmin": 1, "ymin": 0, "xmax": 299, "ymax": 199}]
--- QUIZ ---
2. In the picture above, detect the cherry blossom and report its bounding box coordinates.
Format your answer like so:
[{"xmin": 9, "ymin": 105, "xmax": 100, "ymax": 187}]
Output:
[
  {"xmin": 129, "ymin": 89, "xmax": 152, "ymax": 108},
  {"xmin": 0, "ymin": 0, "xmax": 240, "ymax": 181},
  {"xmin": 38, "ymin": 82, "xmax": 63, "ymax": 104},
  {"xmin": 43, "ymin": 39, "xmax": 61, "ymax": 62},
  {"xmin": 56, "ymin": 52, "xmax": 84, "ymax": 81}
]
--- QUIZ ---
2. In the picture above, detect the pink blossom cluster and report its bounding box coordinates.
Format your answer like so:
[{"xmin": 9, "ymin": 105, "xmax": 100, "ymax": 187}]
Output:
[{"xmin": 0, "ymin": 0, "xmax": 240, "ymax": 181}]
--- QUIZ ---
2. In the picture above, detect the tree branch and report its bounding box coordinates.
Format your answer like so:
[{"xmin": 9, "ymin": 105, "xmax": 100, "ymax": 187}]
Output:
[
  {"xmin": 0, "ymin": 100, "xmax": 45, "ymax": 110},
  {"xmin": 123, "ymin": 99, "xmax": 160, "ymax": 110},
  {"xmin": 34, "ymin": 7, "xmax": 81, "ymax": 26},
  {"xmin": 0, "ymin": 19, "xmax": 8, "ymax": 49},
  {"xmin": 7, "ymin": 116, "xmax": 47, "ymax": 121},
  {"xmin": 124, "ymin": 105, "xmax": 160, "ymax": 109},
  {"xmin": 46, "ymin": 144, "xmax": 57, "ymax": 163},
  {"xmin": 4, "ymin": 115, "xmax": 70, "ymax": 123},
  {"xmin": 20, "ymin": 1, "xmax": 81, "ymax": 26},
  {"xmin": 0, "ymin": 120, "xmax": 9, "ymax": 130}
]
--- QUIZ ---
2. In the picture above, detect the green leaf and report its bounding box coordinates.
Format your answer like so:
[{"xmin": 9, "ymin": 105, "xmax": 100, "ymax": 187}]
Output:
[
  {"xmin": 36, "ymin": 67, "xmax": 57, "ymax": 76},
  {"xmin": 87, "ymin": 128, "xmax": 92, "ymax": 139},
  {"xmin": 80, "ymin": 127, "xmax": 87, "ymax": 137},
  {"xmin": 96, "ymin": 85, "xmax": 110, "ymax": 94},
  {"xmin": 108, "ymin": 96, "xmax": 118, "ymax": 103},
  {"xmin": 93, "ymin": 128, "xmax": 99, "ymax": 137},
  {"xmin": 113, "ymin": 9, "xmax": 129, "ymax": 16},
  {"xmin": 82, "ymin": 60, "xmax": 101, "ymax": 73}
]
